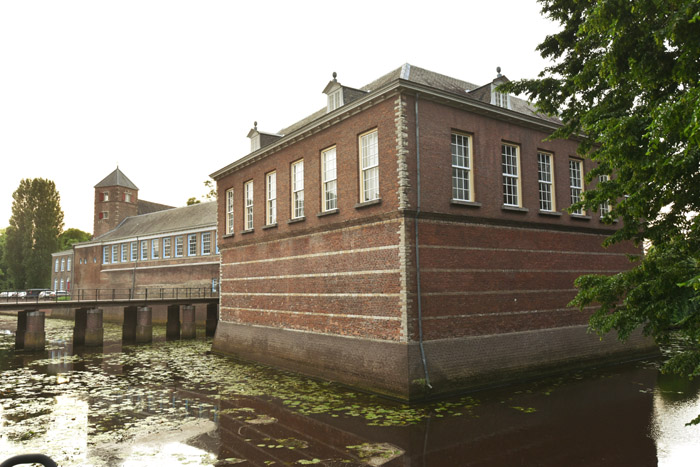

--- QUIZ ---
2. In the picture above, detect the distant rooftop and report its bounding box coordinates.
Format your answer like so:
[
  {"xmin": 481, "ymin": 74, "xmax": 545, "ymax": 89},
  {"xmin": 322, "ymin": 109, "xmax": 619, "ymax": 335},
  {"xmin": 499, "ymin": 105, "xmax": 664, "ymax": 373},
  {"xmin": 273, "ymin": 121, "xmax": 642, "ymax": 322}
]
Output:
[{"xmin": 95, "ymin": 167, "xmax": 139, "ymax": 190}]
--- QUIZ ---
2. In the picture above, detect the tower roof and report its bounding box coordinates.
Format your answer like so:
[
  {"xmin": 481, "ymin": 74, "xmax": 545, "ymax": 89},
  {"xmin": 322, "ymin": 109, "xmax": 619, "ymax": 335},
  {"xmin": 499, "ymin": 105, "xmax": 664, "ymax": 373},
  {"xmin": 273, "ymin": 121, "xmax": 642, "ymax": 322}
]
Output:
[{"xmin": 94, "ymin": 167, "xmax": 139, "ymax": 190}]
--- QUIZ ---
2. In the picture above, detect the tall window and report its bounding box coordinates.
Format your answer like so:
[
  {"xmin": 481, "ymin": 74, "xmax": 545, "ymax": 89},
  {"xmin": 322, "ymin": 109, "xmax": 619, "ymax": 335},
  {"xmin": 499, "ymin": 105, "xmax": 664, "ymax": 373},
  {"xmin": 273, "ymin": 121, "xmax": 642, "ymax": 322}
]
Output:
[
  {"xmin": 131, "ymin": 242, "xmax": 137, "ymax": 261},
  {"xmin": 124, "ymin": 191, "xmax": 132, "ymax": 202},
  {"xmin": 175, "ymin": 236, "xmax": 184, "ymax": 257},
  {"xmin": 322, "ymin": 147, "xmax": 337, "ymax": 211},
  {"xmin": 140, "ymin": 240, "xmax": 148, "ymax": 260},
  {"xmin": 569, "ymin": 159, "xmax": 584, "ymax": 214},
  {"xmin": 502, "ymin": 143, "xmax": 521, "ymax": 206},
  {"xmin": 121, "ymin": 244, "xmax": 128, "ymax": 262},
  {"xmin": 61, "ymin": 258, "xmax": 65, "ymax": 271},
  {"xmin": 451, "ymin": 133, "xmax": 473, "ymax": 201},
  {"xmin": 112, "ymin": 245, "xmax": 119, "ymax": 263},
  {"xmin": 226, "ymin": 188, "xmax": 234, "ymax": 234},
  {"xmin": 599, "ymin": 174, "xmax": 610, "ymax": 216},
  {"xmin": 201, "ymin": 232, "xmax": 211, "ymax": 255},
  {"xmin": 266, "ymin": 171, "xmax": 277, "ymax": 225},
  {"xmin": 152, "ymin": 238, "xmax": 159, "ymax": 259},
  {"xmin": 188, "ymin": 234, "xmax": 197, "ymax": 256},
  {"xmin": 537, "ymin": 152, "xmax": 555, "ymax": 211},
  {"xmin": 244, "ymin": 181, "xmax": 254, "ymax": 230},
  {"xmin": 163, "ymin": 237, "xmax": 171, "ymax": 258},
  {"xmin": 103, "ymin": 247, "xmax": 109, "ymax": 264},
  {"xmin": 102, "ymin": 191, "xmax": 110, "ymax": 201},
  {"xmin": 291, "ymin": 160, "xmax": 304, "ymax": 219},
  {"xmin": 55, "ymin": 259, "xmax": 59, "ymax": 272},
  {"xmin": 360, "ymin": 130, "xmax": 379, "ymax": 202},
  {"xmin": 67, "ymin": 258, "xmax": 71, "ymax": 271}
]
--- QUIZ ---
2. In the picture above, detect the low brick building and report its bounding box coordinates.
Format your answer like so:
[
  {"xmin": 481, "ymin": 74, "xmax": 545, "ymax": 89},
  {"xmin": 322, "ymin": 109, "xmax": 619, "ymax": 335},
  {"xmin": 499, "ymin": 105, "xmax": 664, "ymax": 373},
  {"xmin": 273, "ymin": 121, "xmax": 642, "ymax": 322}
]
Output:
[
  {"xmin": 65, "ymin": 168, "xmax": 219, "ymax": 322},
  {"xmin": 50, "ymin": 249, "xmax": 73, "ymax": 292},
  {"xmin": 211, "ymin": 65, "xmax": 655, "ymax": 400}
]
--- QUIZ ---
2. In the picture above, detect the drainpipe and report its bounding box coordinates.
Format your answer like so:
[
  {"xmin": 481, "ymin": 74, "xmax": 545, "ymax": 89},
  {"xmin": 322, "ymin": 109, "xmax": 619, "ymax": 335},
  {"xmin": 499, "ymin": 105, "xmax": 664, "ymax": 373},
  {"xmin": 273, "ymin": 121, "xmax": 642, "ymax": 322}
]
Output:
[{"xmin": 414, "ymin": 93, "xmax": 432, "ymax": 389}]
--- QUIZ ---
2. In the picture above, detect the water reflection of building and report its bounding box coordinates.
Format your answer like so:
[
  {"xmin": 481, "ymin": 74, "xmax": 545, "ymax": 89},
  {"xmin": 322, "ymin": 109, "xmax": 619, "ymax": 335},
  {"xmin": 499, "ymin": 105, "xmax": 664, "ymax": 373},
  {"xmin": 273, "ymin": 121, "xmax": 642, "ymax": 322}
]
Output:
[{"xmin": 211, "ymin": 64, "xmax": 657, "ymax": 400}]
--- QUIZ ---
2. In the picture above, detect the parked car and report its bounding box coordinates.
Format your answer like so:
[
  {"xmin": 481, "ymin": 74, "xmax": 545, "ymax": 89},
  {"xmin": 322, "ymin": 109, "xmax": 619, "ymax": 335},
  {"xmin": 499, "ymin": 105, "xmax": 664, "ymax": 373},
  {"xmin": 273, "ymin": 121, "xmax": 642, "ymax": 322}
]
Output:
[
  {"xmin": 38, "ymin": 290, "xmax": 56, "ymax": 299},
  {"xmin": 17, "ymin": 291, "xmax": 27, "ymax": 299},
  {"xmin": 26, "ymin": 289, "xmax": 50, "ymax": 300}
]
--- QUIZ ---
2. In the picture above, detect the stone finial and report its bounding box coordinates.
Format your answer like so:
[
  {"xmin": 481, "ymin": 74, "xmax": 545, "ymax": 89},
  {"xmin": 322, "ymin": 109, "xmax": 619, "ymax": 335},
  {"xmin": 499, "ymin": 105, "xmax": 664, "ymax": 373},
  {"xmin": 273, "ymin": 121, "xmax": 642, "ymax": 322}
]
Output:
[
  {"xmin": 332, "ymin": 72, "xmax": 337, "ymax": 81},
  {"xmin": 254, "ymin": 121, "xmax": 257, "ymax": 130},
  {"xmin": 497, "ymin": 66, "xmax": 502, "ymax": 78}
]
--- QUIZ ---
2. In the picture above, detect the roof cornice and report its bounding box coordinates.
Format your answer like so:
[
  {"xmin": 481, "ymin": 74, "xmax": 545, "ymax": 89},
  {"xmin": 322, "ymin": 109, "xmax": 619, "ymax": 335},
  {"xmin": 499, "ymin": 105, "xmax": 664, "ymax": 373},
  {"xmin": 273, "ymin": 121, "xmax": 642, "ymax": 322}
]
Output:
[{"xmin": 210, "ymin": 78, "xmax": 564, "ymax": 180}]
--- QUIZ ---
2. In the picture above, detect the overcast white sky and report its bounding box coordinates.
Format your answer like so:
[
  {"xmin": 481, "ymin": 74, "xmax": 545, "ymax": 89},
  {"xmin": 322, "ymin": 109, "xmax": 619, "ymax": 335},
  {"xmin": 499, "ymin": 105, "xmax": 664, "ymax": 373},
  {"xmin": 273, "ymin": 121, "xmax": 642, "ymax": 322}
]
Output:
[{"xmin": 0, "ymin": 0, "xmax": 559, "ymax": 233}]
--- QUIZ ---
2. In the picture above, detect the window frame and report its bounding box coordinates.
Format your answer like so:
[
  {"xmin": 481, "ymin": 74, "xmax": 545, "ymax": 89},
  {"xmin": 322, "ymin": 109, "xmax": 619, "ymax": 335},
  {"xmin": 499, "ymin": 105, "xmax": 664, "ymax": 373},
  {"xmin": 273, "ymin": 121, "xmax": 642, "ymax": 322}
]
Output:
[
  {"xmin": 225, "ymin": 188, "xmax": 234, "ymax": 234},
  {"xmin": 266, "ymin": 171, "xmax": 277, "ymax": 225},
  {"xmin": 175, "ymin": 236, "xmax": 184, "ymax": 257},
  {"xmin": 130, "ymin": 242, "xmax": 137, "ymax": 262},
  {"xmin": 188, "ymin": 234, "xmax": 197, "ymax": 256},
  {"xmin": 163, "ymin": 237, "xmax": 171, "ymax": 258},
  {"xmin": 121, "ymin": 243, "xmax": 128, "ymax": 263},
  {"xmin": 151, "ymin": 238, "xmax": 159, "ymax": 259},
  {"xmin": 569, "ymin": 159, "xmax": 585, "ymax": 215},
  {"xmin": 451, "ymin": 132, "xmax": 474, "ymax": 202},
  {"xmin": 359, "ymin": 129, "xmax": 379, "ymax": 203},
  {"xmin": 244, "ymin": 180, "xmax": 254, "ymax": 231},
  {"xmin": 599, "ymin": 174, "xmax": 610, "ymax": 216},
  {"xmin": 291, "ymin": 159, "xmax": 304, "ymax": 219},
  {"xmin": 537, "ymin": 151, "xmax": 556, "ymax": 212},
  {"xmin": 201, "ymin": 232, "xmax": 211, "ymax": 255},
  {"xmin": 111, "ymin": 245, "xmax": 119, "ymax": 263},
  {"xmin": 140, "ymin": 240, "xmax": 148, "ymax": 260},
  {"xmin": 321, "ymin": 146, "xmax": 338, "ymax": 212},
  {"xmin": 501, "ymin": 143, "xmax": 522, "ymax": 207}
]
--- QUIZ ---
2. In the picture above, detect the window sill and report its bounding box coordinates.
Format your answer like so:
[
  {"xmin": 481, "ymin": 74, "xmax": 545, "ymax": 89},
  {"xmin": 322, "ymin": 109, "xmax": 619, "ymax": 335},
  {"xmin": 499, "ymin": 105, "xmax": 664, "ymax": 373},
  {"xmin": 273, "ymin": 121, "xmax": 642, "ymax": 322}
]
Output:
[
  {"xmin": 317, "ymin": 209, "xmax": 339, "ymax": 218},
  {"xmin": 570, "ymin": 214, "xmax": 591, "ymax": 220},
  {"xmin": 262, "ymin": 223, "xmax": 278, "ymax": 230},
  {"xmin": 287, "ymin": 217, "xmax": 306, "ymax": 224},
  {"xmin": 355, "ymin": 198, "xmax": 382, "ymax": 209},
  {"xmin": 538, "ymin": 210, "xmax": 562, "ymax": 217},
  {"xmin": 223, "ymin": 233, "xmax": 235, "ymax": 239},
  {"xmin": 451, "ymin": 199, "xmax": 482, "ymax": 208},
  {"xmin": 502, "ymin": 205, "xmax": 529, "ymax": 213},
  {"xmin": 241, "ymin": 229, "xmax": 255, "ymax": 235}
]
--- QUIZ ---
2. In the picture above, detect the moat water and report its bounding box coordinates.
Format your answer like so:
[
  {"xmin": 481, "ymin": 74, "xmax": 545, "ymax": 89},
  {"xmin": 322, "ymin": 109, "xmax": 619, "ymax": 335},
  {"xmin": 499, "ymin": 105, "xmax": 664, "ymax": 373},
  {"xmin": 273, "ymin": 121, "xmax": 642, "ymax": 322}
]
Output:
[{"xmin": 0, "ymin": 314, "xmax": 699, "ymax": 466}]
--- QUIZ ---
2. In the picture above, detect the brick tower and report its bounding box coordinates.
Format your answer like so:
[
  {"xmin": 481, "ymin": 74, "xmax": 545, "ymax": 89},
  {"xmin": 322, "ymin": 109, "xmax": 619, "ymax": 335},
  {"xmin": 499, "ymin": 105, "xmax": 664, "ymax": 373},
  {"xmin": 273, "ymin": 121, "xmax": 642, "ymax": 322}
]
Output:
[{"xmin": 93, "ymin": 167, "xmax": 139, "ymax": 238}]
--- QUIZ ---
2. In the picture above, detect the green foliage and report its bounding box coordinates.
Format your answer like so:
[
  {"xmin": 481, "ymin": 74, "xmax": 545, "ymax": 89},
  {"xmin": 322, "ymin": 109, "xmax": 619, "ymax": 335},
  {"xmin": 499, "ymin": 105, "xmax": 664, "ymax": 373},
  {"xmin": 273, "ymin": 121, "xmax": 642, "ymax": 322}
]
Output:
[
  {"xmin": 57, "ymin": 228, "xmax": 91, "ymax": 251},
  {"xmin": 4, "ymin": 179, "xmax": 64, "ymax": 289},
  {"xmin": 186, "ymin": 197, "xmax": 201, "ymax": 206},
  {"xmin": 0, "ymin": 228, "xmax": 9, "ymax": 291},
  {"xmin": 502, "ymin": 0, "xmax": 700, "ymax": 402}
]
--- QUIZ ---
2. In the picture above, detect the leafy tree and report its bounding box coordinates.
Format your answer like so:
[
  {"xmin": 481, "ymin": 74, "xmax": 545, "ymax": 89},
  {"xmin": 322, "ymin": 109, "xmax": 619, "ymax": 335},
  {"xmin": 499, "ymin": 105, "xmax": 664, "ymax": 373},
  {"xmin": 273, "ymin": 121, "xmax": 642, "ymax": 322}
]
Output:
[
  {"xmin": 4, "ymin": 179, "xmax": 64, "ymax": 289},
  {"xmin": 187, "ymin": 180, "xmax": 217, "ymax": 205},
  {"xmin": 58, "ymin": 228, "xmax": 91, "ymax": 251},
  {"xmin": 504, "ymin": 0, "xmax": 700, "ymax": 419},
  {"xmin": 0, "ymin": 228, "xmax": 9, "ymax": 291},
  {"xmin": 186, "ymin": 197, "xmax": 201, "ymax": 206}
]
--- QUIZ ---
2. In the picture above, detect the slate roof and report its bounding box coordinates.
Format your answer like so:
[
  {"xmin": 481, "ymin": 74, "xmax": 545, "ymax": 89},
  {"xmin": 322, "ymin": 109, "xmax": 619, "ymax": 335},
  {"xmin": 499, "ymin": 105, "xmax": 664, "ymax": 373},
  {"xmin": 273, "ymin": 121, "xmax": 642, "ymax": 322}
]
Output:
[
  {"xmin": 94, "ymin": 167, "xmax": 139, "ymax": 190},
  {"xmin": 138, "ymin": 199, "xmax": 175, "ymax": 215},
  {"xmin": 87, "ymin": 201, "xmax": 217, "ymax": 243},
  {"xmin": 278, "ymin": 63, "xmax": 557, "ymax": 139}
]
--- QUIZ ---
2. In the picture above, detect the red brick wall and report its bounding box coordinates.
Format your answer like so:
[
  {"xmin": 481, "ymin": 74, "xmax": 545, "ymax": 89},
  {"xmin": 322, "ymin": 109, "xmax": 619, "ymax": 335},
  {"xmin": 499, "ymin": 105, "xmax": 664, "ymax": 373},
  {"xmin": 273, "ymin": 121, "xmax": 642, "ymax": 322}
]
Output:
[{"xmin": 93, "ymin": 186, "xmax": 139, "ymax": 237}]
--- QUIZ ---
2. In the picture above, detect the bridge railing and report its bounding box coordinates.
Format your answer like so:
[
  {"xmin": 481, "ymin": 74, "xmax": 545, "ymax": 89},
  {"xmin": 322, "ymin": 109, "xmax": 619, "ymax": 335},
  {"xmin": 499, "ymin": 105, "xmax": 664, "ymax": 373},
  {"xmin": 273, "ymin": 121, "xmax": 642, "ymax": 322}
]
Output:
[{"xmin": 0, "ymin": 287, "xmax": 218, "ymax": 305}]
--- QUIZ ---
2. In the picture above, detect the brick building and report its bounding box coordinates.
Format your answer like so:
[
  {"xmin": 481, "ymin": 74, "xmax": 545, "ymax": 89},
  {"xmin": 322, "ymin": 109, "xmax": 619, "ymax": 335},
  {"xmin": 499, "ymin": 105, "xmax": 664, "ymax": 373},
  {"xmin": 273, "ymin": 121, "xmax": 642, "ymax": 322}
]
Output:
[
  {"xmin": 210, "ymin": 65, "xmax": 655, "ymax": 400},
  {"xmin": 50, "ymin": 249, "xmax": 73, "ymax": 292},
  {"xmin": 64, "ymin": 168, "xmax": 219, "ymax": 321}
]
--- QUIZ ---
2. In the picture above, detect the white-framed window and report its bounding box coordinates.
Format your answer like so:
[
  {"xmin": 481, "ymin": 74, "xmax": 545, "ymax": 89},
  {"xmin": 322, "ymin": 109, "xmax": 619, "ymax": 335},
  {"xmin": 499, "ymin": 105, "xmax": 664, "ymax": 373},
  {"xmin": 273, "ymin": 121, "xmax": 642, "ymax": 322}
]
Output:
[
  {"xmin": 502, "ymin": 143, "xmax": 521, "ymax": 207},
  {"xmin": 451, "ymin": 132, "xmax": 473, "ymax": 202},
  {"xmin": 151, "ymin": 238, "xmax": 159, "ymax": 259},
  {"xmin": 121, "ymin": 244, "xmax": 128, "ymax": 263},
  {"xmin": 537, "ymin": 152, "xmax": 555, "ymax": 212},
  {"xmin": 215, "ymin": 230, "xmax": 219, "ymax": 254},
  {"xmin": 61, "ymin": 258, "xmax": 65, "ymax": 271},
  {"xmin": 569, "ymin": 159, "xmax": 584, "ymax": 214},
  {"xmin": 322, "ymin": 147, "xmax": 337, "ymax": 211},
  {"xmin": 140, "ymin": 240, "xmax": 148, "ymax": 260},
  {"xmin": 163, "ymin": 237, "xmax": 171, "ymax": 258},
  {"xmin": 266, "ymin": 171, "xmax": 277, "ymax": 225},
  {"xmin": 100, "ymin": 211, "xmax": 109, "ymax": 220},
  {"xmin": 328, "ymin": 89, "xmax": 343, "ymax": 112},
  {"xmin": 102, "ymin": 191, "xmax": 110, "ymax": 202},
  {"xmin": 54, "ymin": 259, "xmax": 59, "ymax": 272},
  {"xmin": 111, "ymin": 245, "xmax": 119, "ymax": 263},
  {"xmin": 54, "ymin": 279, "xmax": 58, "ymax": 290},
  {"xmin": 493, "ymin": 91, "xmax": 509, "ymax": 108},
  {"xmin": 226, "ymin": 188, "xmax": 234, "ymax": 234},
  {"xmin": 175, "ymin": 236, "xmax": 184, "ymax": 257},
  {"xmin": 188, "ymin": 234, "xmax": 197, "ymax": 256},
  {"xmin": 60, "ymin": 278, "xmax": 64, "ymax": 291},
  {"xmin": 291, "ymin": 160, "xmax": 304, "ymax": 219},
  {"xmin": 599, "ymin": 174, "xmax": 610, "ymax": 216},
  {"xmin": 130, "ymin": 242, "xmax": 137, "ymax": 262},
  {"xmin": 67, "ymin": 258, "xmax": 71, "ymax": 271},
  {"xmin": 201, "ymin": 232, "xmax": 211, "ymax": 255},
  {"xmin": 244, "ymin": 180, "xmax": 254, "ymax": 230},
  {"xmin": 360, "ymin": 130, "xmax": 379, "ymax": 202},
  {"xmin": 124, "ymin": 191, "xmax": 132, "ymax": 203}
]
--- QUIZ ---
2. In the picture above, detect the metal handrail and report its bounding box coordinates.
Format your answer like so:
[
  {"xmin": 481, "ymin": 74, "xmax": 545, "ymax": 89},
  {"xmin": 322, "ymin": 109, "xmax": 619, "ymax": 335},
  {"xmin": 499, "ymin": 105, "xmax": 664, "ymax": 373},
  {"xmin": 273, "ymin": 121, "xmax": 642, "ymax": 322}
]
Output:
[{"xmin": 0, "ymin": 287, "xmax": 218, "ymax": 305}]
